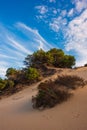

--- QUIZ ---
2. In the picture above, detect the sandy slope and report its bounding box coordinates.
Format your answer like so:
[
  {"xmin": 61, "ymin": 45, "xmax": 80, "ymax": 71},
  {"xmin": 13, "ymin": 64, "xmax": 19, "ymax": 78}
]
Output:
[{"xmin": 0, "ymin": 67, "xmax": 87, "ymax": 130}]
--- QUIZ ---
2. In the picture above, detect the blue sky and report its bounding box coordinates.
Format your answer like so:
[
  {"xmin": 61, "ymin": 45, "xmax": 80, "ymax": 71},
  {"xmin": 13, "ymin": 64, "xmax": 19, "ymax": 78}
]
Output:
[{"xmin": 0, "ymin": 0, "xmax": 87, "ymax": 78}]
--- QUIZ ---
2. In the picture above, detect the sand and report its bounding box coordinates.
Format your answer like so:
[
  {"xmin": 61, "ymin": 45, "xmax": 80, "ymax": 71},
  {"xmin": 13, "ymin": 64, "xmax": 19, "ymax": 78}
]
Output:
[{"xmin": 0, "ymin": 67, "xmax": 87, "ymax": 130}]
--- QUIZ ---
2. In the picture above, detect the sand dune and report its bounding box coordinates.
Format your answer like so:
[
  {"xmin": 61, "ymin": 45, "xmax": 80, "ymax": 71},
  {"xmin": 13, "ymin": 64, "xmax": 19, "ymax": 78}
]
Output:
[{"xmin": 0, "ymin": 67, "xmax": 87, "ymax": 130}]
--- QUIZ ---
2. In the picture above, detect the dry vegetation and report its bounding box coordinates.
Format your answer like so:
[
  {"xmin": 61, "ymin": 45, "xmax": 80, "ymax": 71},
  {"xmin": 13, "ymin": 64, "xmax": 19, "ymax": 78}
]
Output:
[{"xmin": 32, "ymin": 75, "xmax": 86, "ymax": 109}]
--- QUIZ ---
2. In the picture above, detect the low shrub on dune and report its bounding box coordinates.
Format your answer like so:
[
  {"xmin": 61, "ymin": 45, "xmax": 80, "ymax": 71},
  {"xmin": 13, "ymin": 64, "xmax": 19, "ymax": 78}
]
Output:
[
  {"xmin": 55, "ymin": 75, "xmax": 86, "ymax": 89},
  {"xmin": 32, "ymin": 75, "xmax": 86, "ymax": 109}
]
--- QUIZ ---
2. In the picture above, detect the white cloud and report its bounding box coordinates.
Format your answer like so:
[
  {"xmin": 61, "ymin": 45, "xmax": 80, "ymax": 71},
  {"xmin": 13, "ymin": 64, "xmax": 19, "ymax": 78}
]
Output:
[
  {"xmin": 0, "ymin": 67, "xmax": 7, "ymax": 78},
  {"xmin": 49, "ymin": 22, "xmax": 60, "ymax": 32},
  {"xmin": 16, "ymin": 22, "xmax": 53, "ymax": 50},
  {"xmin": 36, "ymin": 15, "xmax": 47, "ymax": 21},
  {"xmin": 61, "ymin": 10, "xmax": 67, "ymax": 17},
  {"xmin": 68, "ymin": 8, "xmax": 74, "ymax": 17},
  {"xmin": 0, "ymin": 54, "xmax": 17, "ymax": 60},
  {"xmin": 76, "ymin": 0, "xmax": 87, "ymax": 12},
  {"xmin": 72, "ymin": 0, "xmax": 87, "ymax": 13},
  {"xmin": 65, "ymin": 9, "xmax": 87, "ymax": 66},
  {"xmin": 35, "ymin": 5, "xmax": 48, "ymax": 14},
  {"xmin": 7, "ymin": 36, "xmax": 31, "ymax": 54},
  {"xmin": 49, "ymin": 17, "xmax": 67, "ymax": 32},
  {"xmin": 52, "ymin": 9, "xmax": 58, "ymax": 14},
  {"xmin": 0, "ymin": 61, "xmax": 9, "ymax": 78}
]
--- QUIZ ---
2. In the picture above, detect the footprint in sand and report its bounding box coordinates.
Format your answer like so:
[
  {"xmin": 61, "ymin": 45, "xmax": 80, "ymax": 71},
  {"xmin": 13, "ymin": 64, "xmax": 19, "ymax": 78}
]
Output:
[
  {"xmin": 12, "ymin": 96, "xmax": 24, "ymax": 100},
  {"xmin": 72, "ymin": 113, "xmax": 80, "ymax": 119},
  {"xmin": 42, "ymin": 115, "xmax": 52, "ymax": 120}
]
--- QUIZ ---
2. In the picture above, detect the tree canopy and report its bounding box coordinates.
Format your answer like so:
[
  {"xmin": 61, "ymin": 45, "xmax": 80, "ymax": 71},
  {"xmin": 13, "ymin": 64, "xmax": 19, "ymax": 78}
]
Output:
[{"xmin": 24, "ymin": 48, "xmax": 75, "ymax": 68}]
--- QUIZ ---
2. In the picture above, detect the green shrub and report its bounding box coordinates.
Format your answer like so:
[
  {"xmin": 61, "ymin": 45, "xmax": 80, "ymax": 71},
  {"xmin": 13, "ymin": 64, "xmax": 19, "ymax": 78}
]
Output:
[
  {"xmin": 32, "ymin": 80, "xmax": 71, "ymax": 108},
  {"xmin": 25, "ymin": 67, "xmax": 40, "ymax": 81},
  {"xmin": 6, "ymin": 68, "xmax": 18, "ymax": 80},
  {"xmin": 0, "ymin": 78, "xmax": 7, "ymax": 90}
]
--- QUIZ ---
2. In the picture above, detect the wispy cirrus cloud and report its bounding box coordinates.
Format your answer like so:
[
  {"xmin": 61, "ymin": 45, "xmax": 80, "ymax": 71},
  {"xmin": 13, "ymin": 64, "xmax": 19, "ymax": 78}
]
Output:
[
  {"xmin": 0, "ymin": 22, "xmax": 52, "ymax": 78},
  {"xmin": 7, "ymin": 36, "xmax": 31, "ymax": 54},
  {"xmin": 15, "ymin": 22, "xmax": 53, "ymax": 50}
]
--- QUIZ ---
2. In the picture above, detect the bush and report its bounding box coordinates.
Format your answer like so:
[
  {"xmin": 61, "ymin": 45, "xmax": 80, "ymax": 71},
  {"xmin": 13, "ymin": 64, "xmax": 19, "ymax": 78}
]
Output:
[
  {"xmin": 55, "ymin": 75, "xmax": 86, "ymax": 89},
  {"xmin": 57, "ymin": 55, "xmax": 75, "ymax": 68},
  {"xmin": 0, "ymin": 78, "xmax": 7, "ymax": 90},
  {"xmin": 25, "ymin": 67, "xmax": 40, "ymax": 82},
  {"xmin": 32, "ymin": 80, "xmax": 71, "ymax": 108},
  {"xmin": 32, "ymin": 75, "xmax": 86, "ymax": 109},
  {"xmin": 7, "ymin": 80, "xmax": 14, "ymax": 88},
  {"xmin": 6, "ymin": 68, "xmax": 18, "ymax": 80},
  {"xmin": 0, "ymin": 78, "xmax": 15, "ymax": 94}
]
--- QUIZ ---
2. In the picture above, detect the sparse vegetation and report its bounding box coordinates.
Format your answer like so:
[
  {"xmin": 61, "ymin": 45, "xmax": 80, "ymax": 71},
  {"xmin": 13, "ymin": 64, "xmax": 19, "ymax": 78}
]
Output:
[
  {"xmin": 32, "ymin": 81, "xmax": 71, "ymax": 108},
  {"xmin": 55, "ymin": 75, "xmax": 86, "ymax": 89},
  {"xmin": 0, "ymin": 48, "xmax": 76, "ymax": 100},
  {"xmin": 32, "ymin": 75, "xmax": 86, "ymax": 109}
]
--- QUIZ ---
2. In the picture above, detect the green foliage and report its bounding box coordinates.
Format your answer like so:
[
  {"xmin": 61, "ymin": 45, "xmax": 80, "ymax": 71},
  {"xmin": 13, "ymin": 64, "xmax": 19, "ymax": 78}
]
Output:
[
  {"xmin": 57, "ymin": 55, "xmax": 75, "ymax": 68},
  {"xmin": 46, "ymin": 48, "xmax": 64, "ymax": 66},
  {"xmin": 32, "ymin": 49, "xmax": 48, "ymax": 67},
  {"xmin": 0, "ymin": 78, "xmax": 14, "ymax": 92},
  {"xmin": 45, "ymin": 51, "xmax": 54, "ymax": 65},
  {"xmin": 25, "ymin": 67, "xmax": 40, "ymax": 81},
  {"xmin": 0, "ymin": 78, "xmax": 7, "ymax": 90},
  {"xmin": 24, "ymin": 49, "xmax": 47, "ymax": 68},
  {"xmin": 6, "ymin": 68, "xmax": 18, "ymax": 79},
  {"xmin": 24, "ymin": 48, "xmax": 76, "ymax": 68},
  {"xmin": 7, "ymin": 80, "xmax": 14, "ymax": 88},
  {"xmin": 24, "ymin": 54, "xmax": 33, "ymax": 67}
]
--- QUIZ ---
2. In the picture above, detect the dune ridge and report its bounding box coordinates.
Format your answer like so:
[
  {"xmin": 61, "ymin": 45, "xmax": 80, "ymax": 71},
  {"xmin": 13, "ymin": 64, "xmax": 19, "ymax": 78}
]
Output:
[{"xmin": 0, "ymin": 67, "xmax": 87, "ymax": 130}]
